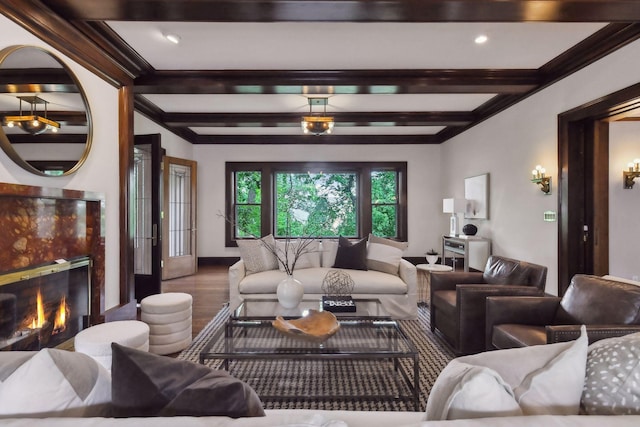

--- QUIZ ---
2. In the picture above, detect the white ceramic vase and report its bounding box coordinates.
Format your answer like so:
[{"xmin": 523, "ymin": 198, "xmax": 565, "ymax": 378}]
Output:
[
  {"xmin": 426, "ymin": 255, "xmax": 439, "ymax": 265},
  {"xmin": 277, "ymin": 275, "xmax": 304, "ymax": 308}
]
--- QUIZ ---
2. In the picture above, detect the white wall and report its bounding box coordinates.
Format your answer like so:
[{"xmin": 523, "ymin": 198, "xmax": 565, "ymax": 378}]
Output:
[
  {"xmin": 0, "ymin": 15, "xmax": 122, "ymax": 309},
  {"xmin": 609, "ymin": 122, "xmax": 640, "ymax": 281},
  {"xmin": 441, "ymin": 39, "xmax": 640, "ymax": 295},
  {"xmin": 194, "ymin": 143, "xmax": 444, "ymax": 259}
]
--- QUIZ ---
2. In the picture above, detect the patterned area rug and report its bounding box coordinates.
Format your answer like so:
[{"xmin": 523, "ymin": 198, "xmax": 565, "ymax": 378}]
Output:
[{"xmin": 178, "ymin": 304, "xmax": 454, "ymax": 411}]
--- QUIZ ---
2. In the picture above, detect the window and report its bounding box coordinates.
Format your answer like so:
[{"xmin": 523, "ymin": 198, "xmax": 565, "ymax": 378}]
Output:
[
  {"xmin": 226, "ymin": 162, "xmax": 407, "ymax": 245},
  {"xmin": 235, "ymin": 171, "xmax": 262, "ymax": 238},
  {"xmin": 371, "ymin": 170, "xmax": 398, "ymax": 237}
]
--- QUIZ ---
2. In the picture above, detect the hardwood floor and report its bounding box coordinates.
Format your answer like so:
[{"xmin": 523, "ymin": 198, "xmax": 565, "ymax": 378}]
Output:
[{"xmin": 161, "ymin": 264, "xmax": 230, "ymax": 338}]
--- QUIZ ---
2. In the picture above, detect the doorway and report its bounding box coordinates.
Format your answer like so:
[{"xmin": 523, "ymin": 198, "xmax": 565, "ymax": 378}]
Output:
[
  {"xmin": 557, "ymin": 82, "xmax": 640, "ymax": 294},
  {"xmin": 162, "ymin": 156, "xmax": 198, "ymax": 280},
  {"xmin": 133, "ymin": 134, "xmax": 164, "ymax": 301}
]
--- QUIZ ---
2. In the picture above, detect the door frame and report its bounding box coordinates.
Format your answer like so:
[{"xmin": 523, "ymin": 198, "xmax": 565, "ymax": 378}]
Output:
[{"xmin": 558, "ymin": 82, "xmax": 640, "ymax": 294}]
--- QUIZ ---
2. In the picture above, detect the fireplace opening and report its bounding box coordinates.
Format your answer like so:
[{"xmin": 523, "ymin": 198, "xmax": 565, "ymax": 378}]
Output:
[{"xmin": 0, "ymin": 256, "xmax": 91, "ymax": 351}]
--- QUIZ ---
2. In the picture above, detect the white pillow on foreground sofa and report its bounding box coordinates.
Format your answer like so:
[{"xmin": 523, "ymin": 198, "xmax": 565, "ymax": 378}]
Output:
[
  {"xmin": 425, "ymin": 326, "xmax": 588, "ymax": 420},
  {"xmin": 0, "ymin": 349, "xmax": 111, "ymax": 418}
]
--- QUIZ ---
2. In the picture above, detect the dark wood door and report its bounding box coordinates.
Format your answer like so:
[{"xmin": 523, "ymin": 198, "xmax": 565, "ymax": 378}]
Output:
[{"xmin": 133, "ymin": 134, "xmax": 163, "ymax": 301}]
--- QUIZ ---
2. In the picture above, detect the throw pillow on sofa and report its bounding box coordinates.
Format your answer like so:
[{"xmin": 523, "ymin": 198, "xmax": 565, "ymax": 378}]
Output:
[
  {"xmin": 0, "ymin": 349, "xmax": 111, "ymax": 418},
  {"xmin": 110, "ymin": 342, "xmax": 265, "ymax": 418},
  {"xmin": 237, "ymin": 234, "xmax": 279, "ymax": 275},
  {"xmin": 332, "ymin": 236, "xmax": 368, "ymax": 271},
  {"xmin": 582, "ymin": 332, "xmax": 640, "ymax": 415},
  {"xmin": 276, "ymin": 239, "xmax": 321, "ymax": 272},
  {"xmin": 366, "ymin": 234, "xmax": 408, "ymax": 276},
  {"xmin": 425, "ymin": 325, "xmax": 588, "ymax": 420}
]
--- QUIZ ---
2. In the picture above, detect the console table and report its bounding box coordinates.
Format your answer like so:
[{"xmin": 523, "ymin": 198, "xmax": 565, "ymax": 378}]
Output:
[{"xmin": 442, "ymin": 235, "xmax": 491, "ymax": 272}]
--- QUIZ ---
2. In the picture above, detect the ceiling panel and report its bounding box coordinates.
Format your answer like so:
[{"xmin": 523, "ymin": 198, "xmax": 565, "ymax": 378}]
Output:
[{"xmin": 107, "ymin": 22, "xmax": 606, "ymax": 70}]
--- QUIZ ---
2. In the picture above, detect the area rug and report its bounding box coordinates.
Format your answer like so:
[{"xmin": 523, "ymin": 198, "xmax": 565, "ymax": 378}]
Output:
[{"xmin": 178, "ymin": 304, "xmax": 454, "ymax": 411}]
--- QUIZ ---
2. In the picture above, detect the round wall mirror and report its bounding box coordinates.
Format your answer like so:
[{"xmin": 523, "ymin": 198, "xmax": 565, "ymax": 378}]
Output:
[{"xmin": 0, "ymin": 45, "xmax": 92, "ymax": 176}]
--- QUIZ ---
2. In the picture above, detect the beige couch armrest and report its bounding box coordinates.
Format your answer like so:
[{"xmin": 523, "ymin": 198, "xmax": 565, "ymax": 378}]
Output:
[
  {"xmin": 228, "ymin": 259, "xmax": 246, "ymax": 311},
  {"xmin": 399, "ymin": 258, "xmax": 418, "ymax": 304}
]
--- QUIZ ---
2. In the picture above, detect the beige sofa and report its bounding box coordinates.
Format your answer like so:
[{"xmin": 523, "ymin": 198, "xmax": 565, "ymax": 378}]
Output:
[
  {"xmin": 229, "ymin": 258, "xmax": 418, "ymax": 319},
  {"xmin": 229, "ymin": 236, "xmax": 418, "ymax": 319}
]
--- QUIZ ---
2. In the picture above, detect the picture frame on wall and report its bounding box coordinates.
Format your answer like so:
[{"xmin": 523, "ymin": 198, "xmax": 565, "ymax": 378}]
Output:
[{"xmin": 464, "ymin": 173, "xmax": 489, "ymax": 219}]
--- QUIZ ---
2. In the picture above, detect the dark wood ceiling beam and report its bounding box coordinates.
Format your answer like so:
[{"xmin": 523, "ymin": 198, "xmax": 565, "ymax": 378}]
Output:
[
  {"xmin": 163, "ymin": 111, "xmax": 476, "ymax": 127},
  {"xmin": 540, "ymin": 23, "xmax": 640, "ymax": 80},
  {"xmin": 40, "ymin": 0, "xmax": 640, "ymax": 22},
  {"xmin": 193, "ymin": 134, "xmax": 441, "ymax": 145},
  {"xmin": 0, "ymin": 1, "xmax": 133, "ymax": 86},
  {"xmin": 134, "ymin": 95, "xmax": 199, "ymax": 143},
  {"xmin": 135, "ymin": 70, "xmax": 539, "ymax": 95},
  {"xmin": 72, "ymin": 21, "xmax": 154, "ymax": 76}
]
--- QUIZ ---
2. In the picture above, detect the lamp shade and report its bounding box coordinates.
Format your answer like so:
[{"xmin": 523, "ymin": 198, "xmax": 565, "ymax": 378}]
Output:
[{"xmin": 443, "ymin": 198, "xmax": 467, "ymax": 214}]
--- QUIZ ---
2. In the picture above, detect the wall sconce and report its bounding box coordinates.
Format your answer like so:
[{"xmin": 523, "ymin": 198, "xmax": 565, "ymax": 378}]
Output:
[
  {"xmin": 531, "ymin": 165, "xmax": 551, "ymax": 195},
  {"xmin": 623, "ymin": 159, "xmax": 640, "ymax": 189}
]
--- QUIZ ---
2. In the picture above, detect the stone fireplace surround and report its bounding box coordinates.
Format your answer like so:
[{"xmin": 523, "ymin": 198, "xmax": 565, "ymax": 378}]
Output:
[{"xmin": 0, "ymin": 182, "xmax": 106, "ymax": 340}]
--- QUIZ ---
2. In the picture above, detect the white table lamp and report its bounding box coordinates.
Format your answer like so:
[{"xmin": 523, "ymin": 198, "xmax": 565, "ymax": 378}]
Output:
[{"xmin": 443, "ymin": 198, "xmax": 467, "ymax": 236}]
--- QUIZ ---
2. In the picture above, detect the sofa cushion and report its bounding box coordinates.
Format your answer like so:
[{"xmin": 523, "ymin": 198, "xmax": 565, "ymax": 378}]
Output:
[
  {"xmin": 558, "ymin": 275, "xmax": 640, "ymax": 325},
  {"xmin": 491, "ymin": 324, "xmax": 547, "ymax": 348},
  {"xmin": 425, "ymin": 326, "xmax": 588, "ymax": 420},
  {"xmin": 276, "ymin": 239, "xmax": 321, "ymax": 272},
  {"xmin": 333, "ymin": 237, "xmax": 368, "ymax": 271},
  {"xmin": 482, "ymin": 256, "xmax": 524, "ymax": 285},
  {"xmin": 110, "ymin": 343, "xmax": 265, "ymax": 418},
  {"xmin": 582, "ymin": 332, "xmax": 640, "ymax": 415},
  {"xmin": 238, "ymin": 267, "xmax": 408, "ymax": 295},
  {"xmin": 237, "ymin": 234, "xmax": 279, "ymax": 275},
  {"xmin": 366, "ymin": 234, "xmax": 407, "ymax": 276},
  {"xmin": 0, "ymin": 349, "xmax": 111, "ymax": 418}
]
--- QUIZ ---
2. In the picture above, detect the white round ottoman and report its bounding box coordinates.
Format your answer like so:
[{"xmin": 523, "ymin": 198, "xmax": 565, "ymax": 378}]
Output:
[
  {"xmin": 141, "ymin": 292, "xmax": 192, "ymax": 355},
  {"xmin": 74, "ymin": 320, "xmax": 149, "ymax": 370}
]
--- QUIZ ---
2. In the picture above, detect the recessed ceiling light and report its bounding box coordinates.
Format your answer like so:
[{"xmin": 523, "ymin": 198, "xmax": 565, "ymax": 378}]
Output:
[
  {"xmin": 474, "ymin": 34, "xmax": 488, "ymax": 44},
  {"xmin": 164, "ymin": 34, "xmax": 181, "ymax": 44}
]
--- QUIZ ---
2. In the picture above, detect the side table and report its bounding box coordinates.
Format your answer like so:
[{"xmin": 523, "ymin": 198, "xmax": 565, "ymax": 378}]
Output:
[{"xmin": 416, "ymin": 264, "xmax": 453, "ymax": 305}]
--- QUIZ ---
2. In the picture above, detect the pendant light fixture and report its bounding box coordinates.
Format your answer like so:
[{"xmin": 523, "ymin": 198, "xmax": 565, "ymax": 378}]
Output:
[
  {"xmin": 3, "ymin": 96, "xmax": 61, "ymax": 135},
  {"xmin": 301, "ymin": 97, "xmax": 334, "ymax": 136}
]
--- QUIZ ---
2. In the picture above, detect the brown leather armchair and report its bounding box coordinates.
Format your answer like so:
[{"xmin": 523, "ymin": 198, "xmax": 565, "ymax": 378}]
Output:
[
  {"xmin": 486, "ymin": 274, "xmax": 640, "ymax": 350},
  {"xmin": 430, "ymin": 255, "xmax": 547, "ymax": 355}
]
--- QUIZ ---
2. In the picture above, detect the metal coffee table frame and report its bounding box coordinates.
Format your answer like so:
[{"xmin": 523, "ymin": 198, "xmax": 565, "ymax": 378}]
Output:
[{"xmin": 199, "ymin": 298, "xmax": 420, "ymax": 410}]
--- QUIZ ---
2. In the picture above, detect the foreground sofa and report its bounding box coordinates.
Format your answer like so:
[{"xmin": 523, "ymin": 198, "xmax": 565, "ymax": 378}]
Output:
[
  {"xmin": 229, "ymin": 236, "xmax": 418, "ymax": 319},
  {"xmin": 0, "ymin": 334, "xmax": 640, "ymax": 427},
  {"xmin": 2, "ymin": 332, "xmax": 640, "ymax": 426}
]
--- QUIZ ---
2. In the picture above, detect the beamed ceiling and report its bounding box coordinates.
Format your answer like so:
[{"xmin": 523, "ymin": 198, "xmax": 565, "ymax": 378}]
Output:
[{"xmin": 5, "ymin": 0, "xmax": 640, "ymax": 145}]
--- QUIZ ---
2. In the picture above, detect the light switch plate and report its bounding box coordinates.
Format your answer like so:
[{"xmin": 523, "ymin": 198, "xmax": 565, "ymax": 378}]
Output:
[{"xmin": 543, "ymin": 211, "xmax": 557, "ymax": 222}]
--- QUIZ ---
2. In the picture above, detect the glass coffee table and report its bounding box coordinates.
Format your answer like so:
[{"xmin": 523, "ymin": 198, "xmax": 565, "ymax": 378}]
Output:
[{"xmin": 199, "ymin": 298, "xmax": 420, "ymax": 409}]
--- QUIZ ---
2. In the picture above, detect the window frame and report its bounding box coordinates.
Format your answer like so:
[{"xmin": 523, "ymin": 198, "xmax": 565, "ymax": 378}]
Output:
[{"xmin": 225, "ymin": 161, "xmax": 407, "ymax": 246}]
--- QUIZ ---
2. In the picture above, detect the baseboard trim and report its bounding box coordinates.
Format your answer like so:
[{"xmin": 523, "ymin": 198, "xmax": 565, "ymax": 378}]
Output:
[{"xmin": 199, "ymin": 257, "xmax": 240, "ymax": 266}]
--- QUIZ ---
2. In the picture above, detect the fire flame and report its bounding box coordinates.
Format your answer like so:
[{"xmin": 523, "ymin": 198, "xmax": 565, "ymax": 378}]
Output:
[
  {"xmin": 30, "ymin": 290, "xmax": 46, "ymax": 329},
  {"xmin": 28, "ymin": 290, "xmax": 68, "ymax": 333},
  {"xmin": 54, "ymin": 296, "xmax": 68, "ymax": 332}
]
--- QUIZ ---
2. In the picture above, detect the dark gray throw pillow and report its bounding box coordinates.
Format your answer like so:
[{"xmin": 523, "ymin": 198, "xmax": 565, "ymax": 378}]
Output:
[
  {"xmin": 332, "ymin": 236, "xmax": 368, "ymax": 271},
  {"xmin": 110, "ymin": 343, "xmax": 265, "ymax": 418}
]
